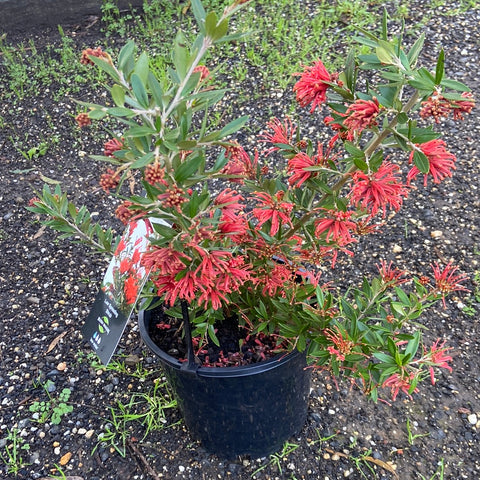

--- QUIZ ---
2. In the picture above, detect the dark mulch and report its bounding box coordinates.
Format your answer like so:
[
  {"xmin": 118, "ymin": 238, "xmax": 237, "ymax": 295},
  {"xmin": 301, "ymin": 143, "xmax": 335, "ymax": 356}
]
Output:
[{"xmin": 1, "ymin": 3, "xmax": 479, "ymax": 479}]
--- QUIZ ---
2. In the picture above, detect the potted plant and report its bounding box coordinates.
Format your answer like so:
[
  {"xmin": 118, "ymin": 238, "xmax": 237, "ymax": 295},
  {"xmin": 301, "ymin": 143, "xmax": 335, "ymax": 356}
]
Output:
[{"xmin": 28, "ymin": 0, "xmax": 474, "ymax": 458}]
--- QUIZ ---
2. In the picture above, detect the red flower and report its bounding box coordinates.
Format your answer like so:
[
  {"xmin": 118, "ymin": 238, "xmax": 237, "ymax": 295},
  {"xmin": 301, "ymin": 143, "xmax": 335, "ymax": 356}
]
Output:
[
  {"xmin": 314, "ymin": 210, "xmax": 357, "ymax": 246},
  {"xmin": 252, "ymin": 191, "xmax": 294, "ymax": 236},
  {"xmin": 287, "ymin": 143, "xmax": 329, "ymax": 188},
  {"xmin": 193, "ymin": 65, "xmax": 211, "ymax": 82},
  {"xmin": 431, "ymin": 262, "xmax": 469, "ymax": 307},
  {"xmin": 424, "ymin": 339, "xmax": 453, "ymax": 385},
  {"xmin": 103, "ymin": 138, "xmax": 124, "ymax": 157},
  {"xmin": 80, "ymin": 47, "xmax": 112, "ymax": 66},
  {"xmin": 99, "ymin": 168, "xmax": 120, "ymax": 194},
  {"xmin": 382, "ymin": 372, "xmax": 419, "ymax": 401},
  {"xmin": 75, "ymin": 113, "xmax": 91, "ymax": 128},
  {"xmin": 343, "ymin": 97, "xmax": 380, "ymax": 133},
  {"xmin": 452, "ymin": 92, "xmax": 475, "ymax": 120},
  {"xmin": 114, "ymin": 238, "xmax": 126, "ymax": 255},
  {"xmin": 376, "ymin": 260, "xmax": 408, "ymax": 286},
  {"xmin": 349, "ymin": 162, "xmax": 409, "ymax": 218},
  {"xmin": 293, "ymin": 60, "xmax": 331, "ymax": 113},
  {"xmin": 420, "ymin": 90, "xmax": 475, "ymax": 122},
  {"xmin": 324, "ymin": 326, "xmax": 355, "ymax": 362},
  {"xmin": 253, "ymin": 263, "xmax": 292, "ymax": 297},
  {"xmin": 407, "ymin": 139, "xmax": 456, "ymax": 186},
  {"xmin": 221, "ymin": 145, "xmax": 259, "ymax": 183},
  {"xmin": 260, "ymin": 116, "xmax": 296, "ymax": 155}
]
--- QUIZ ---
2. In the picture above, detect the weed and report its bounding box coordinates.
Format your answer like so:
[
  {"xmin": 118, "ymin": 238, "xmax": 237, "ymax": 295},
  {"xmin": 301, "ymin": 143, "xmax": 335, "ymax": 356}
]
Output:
[
  {"xmin": 0, "ymin": 428, "xmax": 31, "ymax": 477},
  {"xmin": 251, "ymin": 441, "xmax": 300, "ymax": 477},
  {"xmin": 406, "ymin": 417, "xmax": 429, "ymax": 445},
  {"xmin": 29, "ymin": 380, "xmax": 73, "ymax": 425},
  {"xmin": 418, "ymin": 458, "xmax": 445, "ymax": 479},
  {"xmin": 93, "ymin": 378, "xmax": 177, "ymax": 457},
  {"xmin": 462, "ymin": 271, "xmax": 480, "ymax": 316}
]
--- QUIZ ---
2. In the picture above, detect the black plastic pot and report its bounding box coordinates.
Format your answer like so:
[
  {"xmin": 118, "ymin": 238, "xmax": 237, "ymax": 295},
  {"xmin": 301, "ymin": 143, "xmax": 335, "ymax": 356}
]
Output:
[{"xmin": 138, "ymin": 307, "xmax": 311, "ymax": 458}]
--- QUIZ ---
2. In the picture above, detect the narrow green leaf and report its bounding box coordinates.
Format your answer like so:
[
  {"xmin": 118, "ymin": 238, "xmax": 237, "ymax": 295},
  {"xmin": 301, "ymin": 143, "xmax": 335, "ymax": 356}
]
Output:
[
  {"xmin": 87, "ymin": 108, "xmax": 107, "ymax": 120},
  {"xmin": 435, "ymin": 49, "xmax": 445, "ymax": 85},
  {"xmin": 174, "ymin": 31, "xmax": 188, "ymax": 80},
  {"xmin": 204, "ymin": 11, "xmax": 218, "ymax": 39},
  {"xmin": 440, "ymin": 78, "xmax": 471, "ymax": 92},
  {"xmin": 220, "ymin": 115, "xmax": 249, "ymax": 138},
  {"xmin": 344, "ymin": 141, "xmax": 365, "ymax": 158},
  {"xmin": 131, "ymin": 73, "xmax": 149, "ymax": 108},
  {"xmin": 88, "ymin": 55, "xmax": 119, "ymax": 81},
  {"xmin": 125, "ymin": 125, "xmax": 156, "ymax": 137},
  {"xmin": 190, "ymin": 0, "xmax": 207, "ymax": 31},
  {"xmin": 118, "ymin": 41, "xmax": 135, "ymax": 71},
  {"xmin": 131, "ymin": 152, "xmax": 154, "ymax": 169},
  {"xmin": 148, "ymin": 72, "xmax": 164, "ymax": 107},
  {"xmin": 134, "ymin": 51, "xmax": 150, "ymax": 84},
  {"xmin": 412, "ymin": 150, "xmax": 430, "ymax": 174},
  {"xmin": 174, "ymin": 155, "xmax": 204, "ymax": 182},
  {"xmin": 407, "ymin": 33, "xmax": 425, "ymax": 67},
  {"xmin": 110, "ymin": 84, "xmax": 125, "ymax": 107}
]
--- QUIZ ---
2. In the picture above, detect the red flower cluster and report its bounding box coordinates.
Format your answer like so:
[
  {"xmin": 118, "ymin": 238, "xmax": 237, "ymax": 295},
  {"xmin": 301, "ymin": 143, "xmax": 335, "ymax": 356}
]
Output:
[
  {"xmin": 350, "ymin": 162, "xmax": 409, "ymax": 218},
  {"xmin": 420, "ymin": 90, "xmax": 475, "ymax": 122},
  {"xmin": 75, "ymin": 113, "xmax": 91, "ymax": 128},
  {"xmin": 99, "ymin": 168, "xmax": 120, "ymax": 193},
  {"xmin": 407, "ymin": 139, "xmax": 456, "ymax": 186},
  {"xmin": 293, "ymin": 60, "xmax": 332, "ymax": 113},
  {"xmin": 260, "ymin": 116, "xmax": 296, "ymax": 156},
  {"xmin": 80, "ymin": 47, "xmax": 112, "ymax": 66},
  {"xmin": 343, "ymin": 97, "xmax": 381, "ymax": 133},
  {"xmin": 193, "ymin": 65, "xmax": 211, "ymax": 82},
  {"xmin": 103, "ymin": 138, "xmax": 124, "ymax": 157},
  {"xmin": 287, "ymin": 143, "xmax": 330, "ymax": 188}
]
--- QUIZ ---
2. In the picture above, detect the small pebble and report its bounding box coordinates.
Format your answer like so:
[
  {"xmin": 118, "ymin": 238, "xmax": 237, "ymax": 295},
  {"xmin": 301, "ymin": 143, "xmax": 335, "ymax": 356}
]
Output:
[
  {"xmin": 59, "ymin": 451, "xmax": 72, "ymax": 465},
  {"xmin": 467, "ymin": 413, "xmax": 477, "ymax": 425}
]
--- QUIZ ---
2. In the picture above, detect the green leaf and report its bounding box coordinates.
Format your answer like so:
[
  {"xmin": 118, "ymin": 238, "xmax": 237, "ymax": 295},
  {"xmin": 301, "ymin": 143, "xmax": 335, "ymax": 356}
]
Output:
[
  {"xmin": 435, "ymin": 49, "xmax": 445, "ymax": 85},
  {"xmin": 131, "ymin": 73, "xmax": 149, "ymax": 108},
  {"xmin": 372, "ymin": 352, "xmax": 395, "ymax": 364},
  {"xmin": 212, "ymin": 18, "xmax": 229, "ymax": 42},
  {"xmin": 88, "ymin": 55, "xmax": 119, "ymax": 81},
  {"xmin": 440, "ymin": 78, "xmax": 471, "ymax": 92},
  {"xmin": 125, "ymin": 125, "xmax": 156, "ymax": 137},
  {"xmin": 344, "ymin": 141, "xmax": 365, "ymax": 159},
  {"xmin": 148, "ymin": 72, "xmax": 165, "ymax": 107},
  {"xmin": 407, "ymin": 33, "xmax": 425, "ymax": 67},
  {"xmin": 131, "ymin": 152, "xmax": 154, "ymax": 169},
  {"xmin": 220, "ymin": 115, "xmax": 249, "ymax": 138},
  {"xmin": 412, "ymin": 150, "xmax": 430, "ymax": 174},
  {"xmin": 190, "ymin": 0, "xmax": 207, "ymax": 32},
  {"xmin": 106, "ymin": 107, "xmax": 136, "ymax": 117},
  {"xmin": 111, "ymin": 84, "xmax": 125, "ymax": 107},
  {"xmin": 404, "ymin": 331, "xmax": 420, "ymax": 360},
  {"xmin": 376, "ymin": 46, "xmax": 394, "ymax": 65},
  {"xmin": 353, "ymin": 157, "xmax": 368, "ymax": 171},
  {"xmin": 204, "ymin": 11, "xmax": 218, "ymax": 39},
  {"xmin": 134, "ymin": 51, "xmax": 150, "ymax": 85},
  {"xmin": 87, "ymin": 108, "xmax": 107, "ymax": 120},
  {"xmin": 174, "ymin": 31, "xmax": 188, "ymax": 80},
  {"xmin": 174, "ymin": 155, "xmax": 204, "ymax": 182},
  {"xmin": 118, "ymin": 41, "xmax": 135, "ymax": 71}
]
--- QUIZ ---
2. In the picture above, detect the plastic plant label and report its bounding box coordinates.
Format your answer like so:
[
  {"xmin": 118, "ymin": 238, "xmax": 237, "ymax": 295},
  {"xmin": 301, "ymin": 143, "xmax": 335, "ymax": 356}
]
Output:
[{"xmin": 81, "ymin": 218, "xmax": 154, "ymax": 365}]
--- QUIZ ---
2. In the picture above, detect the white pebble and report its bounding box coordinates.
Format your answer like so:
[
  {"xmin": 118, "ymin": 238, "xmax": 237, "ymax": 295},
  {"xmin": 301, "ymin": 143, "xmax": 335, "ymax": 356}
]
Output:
[{"xmin": 467, "ymin": 413, "xmax": 477, "ymax": 425}]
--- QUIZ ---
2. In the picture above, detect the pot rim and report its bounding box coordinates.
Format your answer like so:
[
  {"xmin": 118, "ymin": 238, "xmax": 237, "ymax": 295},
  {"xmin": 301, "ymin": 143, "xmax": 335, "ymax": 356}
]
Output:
[{"xmin": 138, "ymin": 307, "xmax": 304, "ymax": 378}]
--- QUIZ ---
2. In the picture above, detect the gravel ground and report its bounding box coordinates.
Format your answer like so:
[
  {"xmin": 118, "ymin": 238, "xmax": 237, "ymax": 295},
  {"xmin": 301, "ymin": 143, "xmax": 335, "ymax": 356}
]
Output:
[{"xmin": 0, "ymin": 2, "xmax": 479, "ymax": 479}]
